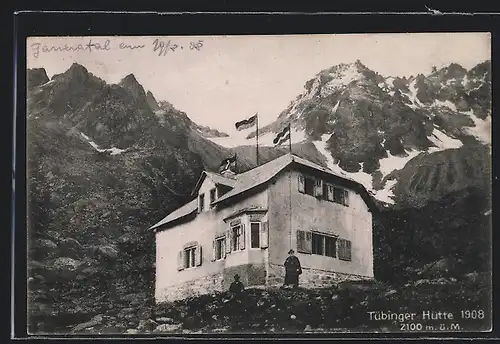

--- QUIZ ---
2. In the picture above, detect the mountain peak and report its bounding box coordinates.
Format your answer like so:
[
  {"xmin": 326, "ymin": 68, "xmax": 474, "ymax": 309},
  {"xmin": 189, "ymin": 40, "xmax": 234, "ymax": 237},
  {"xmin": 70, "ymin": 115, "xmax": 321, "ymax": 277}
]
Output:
[
  {"xmin": 121, "ymin": 73, "xmax": 139, "ymax": 85},
  {"xmin": 119, "ymin": 74, "xmax": 147, "ymax": 101},
  {"xmin": 27, "ymin": 68, "xmax": 49, "ymax": 89}
]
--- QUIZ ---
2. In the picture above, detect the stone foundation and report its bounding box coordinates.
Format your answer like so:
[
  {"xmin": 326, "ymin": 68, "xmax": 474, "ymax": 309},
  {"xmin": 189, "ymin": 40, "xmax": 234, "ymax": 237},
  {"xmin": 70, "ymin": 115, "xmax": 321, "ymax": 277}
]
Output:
[
  {"xmin": 156, "ymin": 263, "xmax": 266, "ymax": 303},
  {"xmin": 268, "ymin": 264, "xmax": 371, "ymax": 288},
  {"xmin": 156, "ymin": 272, "xmax": 224, "ymax": 303},
  {"xmin": 157, "ymin": 264, "xmax": 372, "ymax": 302}
]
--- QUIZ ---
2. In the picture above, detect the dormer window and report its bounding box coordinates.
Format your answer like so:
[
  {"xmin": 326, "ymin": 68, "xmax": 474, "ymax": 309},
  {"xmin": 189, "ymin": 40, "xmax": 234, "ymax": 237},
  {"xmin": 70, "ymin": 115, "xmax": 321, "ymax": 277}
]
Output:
[{"xmin": 198, "ymin": 193, "xmax": 205, "ymax": 213}]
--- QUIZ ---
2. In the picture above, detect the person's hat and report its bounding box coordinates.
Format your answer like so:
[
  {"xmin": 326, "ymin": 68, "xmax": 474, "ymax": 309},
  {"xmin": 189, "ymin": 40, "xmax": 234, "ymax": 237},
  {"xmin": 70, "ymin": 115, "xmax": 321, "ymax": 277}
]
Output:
[
  {"xmin": 234, "ymin": 274, "xmax": 240, "ymax": 279},
  {"xmin": 288, "ymin": 249, "xmax": 294, "ymax": 254}
]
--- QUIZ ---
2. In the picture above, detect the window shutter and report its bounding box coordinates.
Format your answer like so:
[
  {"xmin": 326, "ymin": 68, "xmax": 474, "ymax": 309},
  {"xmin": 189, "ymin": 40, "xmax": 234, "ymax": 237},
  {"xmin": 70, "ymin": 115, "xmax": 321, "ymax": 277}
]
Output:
[
  {"xmin": 211, "ymin": 240, "xmax": 216, "ymax": 261},
  {"xmin": 327, "ymin": 184, "xmax": 334, "ymax": 201},
  {"xmin": 343, "ymin": 190, "xmax": 350, "ymax": 206},
  {"xmin": 296, "ymin": 230, "xmax": 305, "ymax": 253},
  {"xmin": 298, "ymin": 175, "xmax": 305, "ymax": 193},
  {"xmin": 239, "ymin": 224, "xmax": 246, "ymax": 250},
  {"xmin": 177, "ymin": 250, "xmax": 184, "ymax": 271},
  {"xmin": 305, "ymin": 231, "xmax": 312, "ymax": 254},
  {"xmin": 225, "ymin": 230, "xmax": 231, "ymax": 253},
  {"xmin": 338, "ymin": 239, "xmax": 352, "ymax": 261},
  {"xmin": 346, "ymin": 240, "xmax": 352, "ymax": 261},
  {"xmin": 314, "ymin": 179, "xmax": 323, "ymax": 197},
  {"xmin": 196, "ymin": 245, "xmax": 202, "ymax": 266},
  {"xmin": 222, "ymin": 239, "xmax": 227, "ymax": 258},
  {"xmin": 260, "ymin": 221, "xmax": 269, "ymax": 249}
]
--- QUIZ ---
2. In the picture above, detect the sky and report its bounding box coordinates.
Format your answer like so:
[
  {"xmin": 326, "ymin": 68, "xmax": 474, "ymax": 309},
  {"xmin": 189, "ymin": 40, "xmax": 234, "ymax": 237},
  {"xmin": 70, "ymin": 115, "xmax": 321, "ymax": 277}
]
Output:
[{"xmin": 27, "ymin": 33, "xmax": 490, "ymax": 135}]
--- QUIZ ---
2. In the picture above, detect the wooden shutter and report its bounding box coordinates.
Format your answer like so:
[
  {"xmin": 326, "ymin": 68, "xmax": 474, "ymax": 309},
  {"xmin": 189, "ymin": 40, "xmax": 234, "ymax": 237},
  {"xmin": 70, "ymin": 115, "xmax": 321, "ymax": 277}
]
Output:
[
  {"xmin": 225, "ymin": 230, "xmax": 231, "ymax": 254},
  {"xmin": 314, "ymin": 179, "xmax": 323, "ymax": 197},
  {"xmin": 338, "ymin": 239, "xmax": 352, "ymax": 261},
  {"xmin": 327, "ymin": 184, "xmax": 334, "ymax": 201},
  {"xmin": 296, "ymin": 230, "xmax": 305, "ymax": 253},
  {"xmin": 195, "ymin": 245, "xmax": 202, "ymax": 266},
  {"xmin": 260, "ymin": 221, "xmax": 269, "ymax": 249},
  {"xmin": 239, "ymin": 224, "xmax": 246, "ymax": 250},
  {"xmin": 211, "ymin": 240, "xmax": 216, "ymax": 261},
  {"xmin": 298, "ymin": 175, "xmax": 305, "ymax": 193},
  {"xmin": 343, "ymin": 190, "xmax": 350, "ymax": 206},
  {"xmin": 177, "ymin": 250, "xmax": 184, "ymax": 271},
  {"xmin": 305, "ymin": 231, "xmax": 312, "ymax": 254}
]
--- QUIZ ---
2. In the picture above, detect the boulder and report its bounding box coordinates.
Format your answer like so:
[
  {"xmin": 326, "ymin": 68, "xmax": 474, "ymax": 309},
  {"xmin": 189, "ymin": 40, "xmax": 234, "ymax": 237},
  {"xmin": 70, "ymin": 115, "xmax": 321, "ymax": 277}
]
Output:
[
  {"xmin": 383, "ymin": 289, "xmax": 398, "ymax": 297},
  {"xmin": 156, "ymin": 317, "xmax": 174, "ymax": 324},
  {"xmin": 420, "ymin": 257, "xmax": 459, "ymax": 278},
  {"xmin": 154, "ymin": 323, "xmax": 182, "ymax": 333},
  {"xmin": 71, "ymin": 314, "xmax": 104, "ymax": 333},
  {"xmin": 36, "ymin": 238, "xmax": 58, "ymax": 250},
  {"xmin": 126, "ymin": 328, "xmax": 139, "ymax": 334},
  {"xmin": 59, "ymin": 237, "xmax": 82, "ymax": 253},
  {"xmin": 95, "ymin": 245, "xmax": 119, "ymax": 259},
  {"xmin": 52, "ymin": 257, "xmax": 81, "ymax": 271}
]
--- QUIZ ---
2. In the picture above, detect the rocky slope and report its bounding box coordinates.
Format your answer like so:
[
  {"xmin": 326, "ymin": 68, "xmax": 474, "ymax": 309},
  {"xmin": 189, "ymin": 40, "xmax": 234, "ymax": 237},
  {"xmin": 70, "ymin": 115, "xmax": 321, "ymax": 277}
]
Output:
[{"xmin": 215, "ymin": 60, "xmax": 491, "ymax": 207}]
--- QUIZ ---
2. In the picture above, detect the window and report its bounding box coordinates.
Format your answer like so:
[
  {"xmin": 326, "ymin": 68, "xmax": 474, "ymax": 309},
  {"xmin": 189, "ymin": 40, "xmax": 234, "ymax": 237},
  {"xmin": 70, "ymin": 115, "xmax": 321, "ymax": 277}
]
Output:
[
  {"xmin": 214, "ymin": 237, "xmax": 225, "ymax": 260},
  {"xmin": 312, "ymin": 233, "xmax": 325, "ymax": 255},
  {"xmin": 325, "ymin": 236, "xmax": 337, "ymax": 258},
  {"xmin": 184, "ymin": 247, "xmax": 196, "ymax": 268},
  {"xmin": 304, "ymin": 176, "xmax": 315, "ymax": 196},
  {"xmin": 198, "ymin": 193, "xmax": 205, "ymax": 212},
  {"xmin": 311, "ymin": 232, "xmax": 340, "ymax": 258},
  {"xmin": 209, "ymin": 189, "xmax": 216, "ymax": 207},
  {"xmin": 250, "ymin": 222, "xmax": 261, "ymax": 248},
  {"xmin": 231, "ymin": 225, "xmax": 241, "ymax": 251},
  {"xmin": 333, "ymin": 187, "xmax": 349, "ymax": 206}
]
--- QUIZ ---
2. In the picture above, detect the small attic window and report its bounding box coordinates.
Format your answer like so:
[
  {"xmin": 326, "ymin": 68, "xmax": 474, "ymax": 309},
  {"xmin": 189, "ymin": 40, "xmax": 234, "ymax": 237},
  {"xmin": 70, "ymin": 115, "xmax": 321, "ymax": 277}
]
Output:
[
  {"xmin": 198, "ymin": 193, "xmax": 205, "ymax": 213},
  {"xmin": 209, "ymin": 188, "xmax": 216, "ymax": 207}
]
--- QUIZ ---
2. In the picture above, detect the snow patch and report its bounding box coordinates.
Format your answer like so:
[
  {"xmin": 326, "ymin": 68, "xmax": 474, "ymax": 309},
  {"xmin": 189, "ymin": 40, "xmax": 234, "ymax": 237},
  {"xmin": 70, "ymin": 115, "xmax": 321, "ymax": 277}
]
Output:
[
  {"xmin": 433, "ymin": 99, "xmax": 458, "ymax": 112},
  {"xmin": 41, "ymin": 79, "xmax": 55, "ymax": 87},
  {"xmin": 373, "ymin": 179, "xmax": 397, "ymax": 204},
  {"xmin": 320, "ymin": 65, "xmax": 363, "ymax": 97},
  {"xmin": 403, "ymin": 80, "xmax": 424, "ymax": 108},
  {"xmin": 331, "ymin": 101, "xmax": 340, "ymax": 114},
  {"xmin": 379, "ymin": 149, "xmax": 422, "ymax": 177},
  {"xmin": 312, "ymin": 134, "xmax": 373, "ymax": 190},
  {"xmin": 428, "ymin": 128, "xmax": 463, "ymax": 151},
  {"xmin": 462, "ymin": 110, "xmax": 491, "ymax": 144},
  {"xmin": 80, "ymin": 133, "xmax": 127, "ymax": 155}
]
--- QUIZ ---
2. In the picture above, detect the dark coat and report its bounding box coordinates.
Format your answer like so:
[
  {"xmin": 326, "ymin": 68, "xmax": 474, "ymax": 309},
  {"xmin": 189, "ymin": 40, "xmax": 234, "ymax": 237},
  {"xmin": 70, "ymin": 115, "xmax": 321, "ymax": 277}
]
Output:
[
  {"xmin": 229, "ymin": 280, "xmax": 244, "ymax": 298},
  {"xmin": 284, "ymin": 255, "xmax": 302, "ymax": 285}
]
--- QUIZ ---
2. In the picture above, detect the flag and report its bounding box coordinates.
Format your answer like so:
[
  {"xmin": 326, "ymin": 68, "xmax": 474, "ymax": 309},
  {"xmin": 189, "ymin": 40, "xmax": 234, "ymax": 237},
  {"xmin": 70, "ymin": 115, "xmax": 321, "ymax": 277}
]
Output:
[
  {"xmin": 235, "ymin": 114, "xmax": 257, "ymax": 131},
  {"xmin": 273, "ymin": 124, "xmax": 291, "ymax": 146},
  {"xmin": 220, "ymin": 154, "xmax": 237, "ymax": 172}
]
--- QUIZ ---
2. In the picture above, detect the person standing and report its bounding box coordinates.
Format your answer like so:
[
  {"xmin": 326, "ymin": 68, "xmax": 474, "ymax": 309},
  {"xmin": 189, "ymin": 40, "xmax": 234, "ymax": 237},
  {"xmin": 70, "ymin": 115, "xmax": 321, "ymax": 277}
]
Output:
[{"xmin": 284, "ymin": 249, "xmax": 302, "ymax": 288}]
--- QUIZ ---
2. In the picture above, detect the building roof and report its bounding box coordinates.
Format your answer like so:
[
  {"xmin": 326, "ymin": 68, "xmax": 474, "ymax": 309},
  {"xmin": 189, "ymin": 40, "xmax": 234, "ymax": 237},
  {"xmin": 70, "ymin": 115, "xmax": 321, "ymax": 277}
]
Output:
[
  {"xmin": 149, "ymin": 199, "xmax": 197, "ymax": 231},
  {"xmin": 213, "ymin": 153, "xmax": 376, "ymax": 211},
  {"xmin": 150, "ymin": 153, "xmax": 377, "ymax": 232},
  {"xmin": 191, "ymin": 171, "xmax": 236, "ymax": 196}
]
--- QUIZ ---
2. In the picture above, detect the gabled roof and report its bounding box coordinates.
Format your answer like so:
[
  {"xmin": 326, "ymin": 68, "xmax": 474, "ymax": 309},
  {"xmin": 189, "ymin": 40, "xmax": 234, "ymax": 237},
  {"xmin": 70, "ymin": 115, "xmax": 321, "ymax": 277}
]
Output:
[
  {"xmin": 191, "ymin": 171, "xmax": 236, "ymax": 196},
  {"xmin": 149, "ymin": 199, "xmax": 197, "ymax": 231},
  {"xmin": 213, "ymin": 153, "xmax": 377, "ymax": 211}
]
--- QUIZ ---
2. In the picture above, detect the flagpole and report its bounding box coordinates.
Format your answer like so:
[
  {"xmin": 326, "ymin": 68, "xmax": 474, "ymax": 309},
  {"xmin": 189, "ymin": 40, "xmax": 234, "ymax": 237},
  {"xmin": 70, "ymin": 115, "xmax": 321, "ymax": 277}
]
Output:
[
  {"xmin": 256, "ymin": 114, "xmax": 259, "ymax": 166},
  {"xmin": 288, "ymin": 124, "xmax": 292, "ymax": 154}
]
